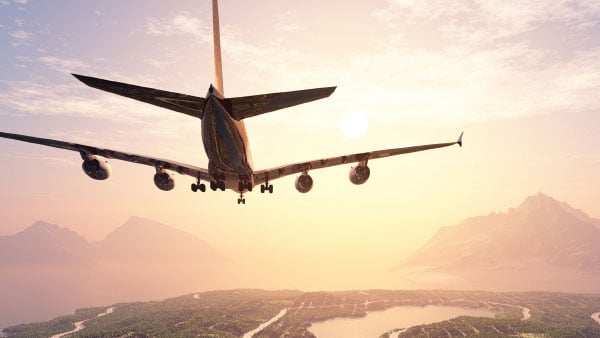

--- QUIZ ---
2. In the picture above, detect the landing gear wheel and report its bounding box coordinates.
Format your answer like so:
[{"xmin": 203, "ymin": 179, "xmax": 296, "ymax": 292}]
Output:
[
  {"xmin": 191, "ymin": 183, "xmax": 206, "ymax": 192},
  {"xmin": 218, "ymin": 181, "xmax": 225, "ymax": 191},
  {"xmin": 210, "ymin": 181, "xmax": 217, "ymax": 191},
  {"xmin": 260, "ymin": 184, "xmax": 274, "ymax": 194},
  {"xmin": 239, "ymin": 181, "xmax": 253, "ymax": 192}
]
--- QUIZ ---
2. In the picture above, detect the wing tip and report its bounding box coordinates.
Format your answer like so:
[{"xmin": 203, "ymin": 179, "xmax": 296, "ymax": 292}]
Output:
[
  {"xmin": 457, "ymin": 132, "xmax": 464, "ymax": 147},
  {"xmin": 72, "ymin": 73, "xmax": 92, "ymax": 85}
]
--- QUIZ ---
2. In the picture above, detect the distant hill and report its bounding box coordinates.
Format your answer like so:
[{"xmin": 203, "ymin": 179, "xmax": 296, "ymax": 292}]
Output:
[
  {"xmin": 0, "ymin": 221, "xmax": 96, "ymax": 265},
  {"xmin": 0, "ymin": 217, "xmax": 231, "ymax": 329},
  {"xmin": 98, "ymin": 217, "xmax": 226, "ymax": 263},
  {"xmin": 397, "ymin": 193, "xmax": 600, "ymax": 292}
]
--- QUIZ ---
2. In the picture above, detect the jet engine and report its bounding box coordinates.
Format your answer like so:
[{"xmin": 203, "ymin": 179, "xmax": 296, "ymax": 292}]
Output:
[
  {"xmin": 82, "ymin": 155, "xmax": 111, "ymax": 180},
  {"xmin": 154, "ymin": 169, "xmax": 175, "ymax": 191},
  {"xmin": 349, "ymin": 165, "xmax": 370, "ymax": 185},
  {"xmin": 295, "ymin": 173, "xmax": 313, "ymax": 193}
]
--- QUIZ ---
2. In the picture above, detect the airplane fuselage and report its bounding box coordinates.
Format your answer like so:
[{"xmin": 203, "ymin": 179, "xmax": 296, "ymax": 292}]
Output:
[{"xmin": 201, "ymin": 85, "xmax": 254, "ymax": 192}]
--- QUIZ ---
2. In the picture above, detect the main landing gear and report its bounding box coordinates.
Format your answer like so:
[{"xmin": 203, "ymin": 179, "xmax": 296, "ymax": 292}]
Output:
[
  {"xmin": 210, "ymin": 180, "xmax": 225, "ymax": 191},
  {"xmin": 260, "ymin": 177, "xmax": 273, "ymax": 194},
  {"xmin": 191, "ymin": 175, "xmax": 206, "ymax": 192},
  {"xmin": 238, "ymin": 181, "xmax": 252, "ymax": 192},
  {"xmin": 209, "ymin": 173, "xmax": 225, "ymax": 191}
]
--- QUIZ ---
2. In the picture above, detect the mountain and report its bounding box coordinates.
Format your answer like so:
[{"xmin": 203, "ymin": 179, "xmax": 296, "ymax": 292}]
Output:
[
  {"xmin": 0, "ymin": 221, "xmax": 96, "ymax": 265},
  {"xmin": 0, "ymin": 217, "xmax": 231, "ymax": 330},
  {"xmin": 397, "ymin": 193, "xmax": 600, "ymax": 292},
  {"xmin": 98, "ymin": 217, "xmax": 226, "ymax": 263}
]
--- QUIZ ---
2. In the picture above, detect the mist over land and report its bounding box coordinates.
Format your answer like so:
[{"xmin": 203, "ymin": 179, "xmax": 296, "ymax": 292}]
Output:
[{"xmin": 2, "ymin": 193, "xmax": 600, "ymax": 329}]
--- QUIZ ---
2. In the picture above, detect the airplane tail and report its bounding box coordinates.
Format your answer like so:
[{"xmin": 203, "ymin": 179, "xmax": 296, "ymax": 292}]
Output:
[{"xmin": 212, "ymin": 0, "xmax": 224, "ymax": 95}]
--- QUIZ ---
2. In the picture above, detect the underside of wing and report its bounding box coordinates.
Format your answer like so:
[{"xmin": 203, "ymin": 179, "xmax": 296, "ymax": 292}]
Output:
[
  {"xmin": 223, "ymin": 87, "xmax": 336, "ymax": 120},
  {"xmin": 72, "ymin": 74, "xmax": 205, "ymax": 119},
  {"xmin": 0, "ymin": 131, "xmax": 211, "ymax": 181},
  {"xmin": 253, "ymin": 133, "xmax": 463, "ymax": 184}
]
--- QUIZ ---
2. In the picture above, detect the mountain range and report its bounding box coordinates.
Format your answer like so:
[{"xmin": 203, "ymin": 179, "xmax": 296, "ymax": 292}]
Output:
[
  {"xmin": 396, "ymin": 193, "xmax": 600, "ymax": 292},
  {"xmin": 3, "ymin": 193, "xmax": 600, "ymax": 328},
  {"xmin": 0, "ymin": 217, "xmax": 230, "ymax": 329}
]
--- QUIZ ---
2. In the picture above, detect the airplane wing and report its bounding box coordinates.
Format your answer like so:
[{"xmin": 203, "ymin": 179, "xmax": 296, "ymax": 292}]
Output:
[
  {"xmin": 253, "ymin": 132, "xmax": 463, "ymax": 184},
  {"xmin": 72, "ymin": 74, "xmax": 206, "ymax": 119},
  {"xmin": 0, "ymin": 131, "xmax": 211, "ymax": 181},
  {"xmin": 223, "ymin": 87, "xmax": 336, "ymax": 120}
]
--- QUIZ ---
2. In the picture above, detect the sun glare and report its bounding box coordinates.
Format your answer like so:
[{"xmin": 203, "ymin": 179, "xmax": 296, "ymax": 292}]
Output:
[{"xmin": 339, "ymin": 111, "xmax": 368, "ymax": 139}]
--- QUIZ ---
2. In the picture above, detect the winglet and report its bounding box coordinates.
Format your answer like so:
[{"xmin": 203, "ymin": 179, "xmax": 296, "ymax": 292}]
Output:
[{"xmin": 457, "ymin": 132, "xmax": 464, "ymax": 147}]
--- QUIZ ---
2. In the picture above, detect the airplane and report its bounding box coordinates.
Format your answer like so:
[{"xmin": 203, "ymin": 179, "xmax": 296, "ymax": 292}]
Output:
[{"xmin": 0, "ymin": 0, "xmax": 463, "ymax": 205}]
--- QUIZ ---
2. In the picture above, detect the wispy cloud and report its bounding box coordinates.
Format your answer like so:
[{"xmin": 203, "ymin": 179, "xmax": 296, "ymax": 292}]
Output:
[
  {"xmin": 0, "ymin": 0, "xmax": 28, "ymax": 5},
  {"xmin": 0, "ymin": 152, "xmax": 79, "ymax": 166},
  {"xmin": 373, "ymin": 0, "xmax": 600, "ymax": 43},
  {"xmin": 275, "ymin": 12, "xmax": 305, "ymax": 32},
  {"xmin": 145, "ymin": 12, "xmax": 210, "ymax": 43},
  {"xmin": 34, "ymin": 56, "xmax": 92, "ymax": 73},
  {"xmin": 9, "ymin": 29, "xmax": 31, "ymax": 46}
]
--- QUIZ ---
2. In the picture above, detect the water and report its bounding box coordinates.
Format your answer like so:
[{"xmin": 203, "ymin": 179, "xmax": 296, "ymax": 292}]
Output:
[{"xmin": 309, "ymin": 305, "xmax": 495, "ymax": 338}]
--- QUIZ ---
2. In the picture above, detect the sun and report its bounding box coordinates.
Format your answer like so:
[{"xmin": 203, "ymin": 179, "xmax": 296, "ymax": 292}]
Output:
[{"xmin": 339, "ymin": 111, "xmax": 368, "ymax": 139}]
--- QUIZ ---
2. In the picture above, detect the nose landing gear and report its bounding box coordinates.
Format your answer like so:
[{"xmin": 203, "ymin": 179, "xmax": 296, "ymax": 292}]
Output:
[{"xmin": 237, "ymin": 193, "xmax": 246, "ymax": 205}]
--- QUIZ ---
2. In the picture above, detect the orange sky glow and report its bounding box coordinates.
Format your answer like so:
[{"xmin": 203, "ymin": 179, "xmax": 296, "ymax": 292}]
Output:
[{"xmin": 1, "ymin": 0, "xmax": 600, "ymax": 290}]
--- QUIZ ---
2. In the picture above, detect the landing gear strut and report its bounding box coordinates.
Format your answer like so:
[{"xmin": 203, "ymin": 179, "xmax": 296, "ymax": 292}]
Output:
[{"xmin": 191, "ymin": 175, "xmax": 206, "ymax": 192}]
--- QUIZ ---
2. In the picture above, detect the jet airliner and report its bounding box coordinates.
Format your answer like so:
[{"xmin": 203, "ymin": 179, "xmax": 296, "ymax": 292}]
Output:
[{"xmin": 0, "ymin": 0, "xmax": 463, "ymax": 204}]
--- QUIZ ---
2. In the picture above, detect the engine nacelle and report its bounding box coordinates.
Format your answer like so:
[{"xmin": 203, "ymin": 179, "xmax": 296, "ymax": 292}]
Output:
[
  {"xmin": 349, "ymin": 165, "xmax": 370, "ymax": 185},
  {"xmin": 82, "ymin": 156, "xmax": 111, "ymax": 180},
  {"xmin": 295, "ymin": 173, "xmax": 313, "ymax": 193},
  {"xmin": 154, "ymin": 170, "xmax": 175, "ymax": 191}
]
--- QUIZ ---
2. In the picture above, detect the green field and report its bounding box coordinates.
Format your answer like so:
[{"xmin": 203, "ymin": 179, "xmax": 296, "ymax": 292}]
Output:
[{"xmin": 3, "ymin": 290, "xmax": 600, "ymax": 337}]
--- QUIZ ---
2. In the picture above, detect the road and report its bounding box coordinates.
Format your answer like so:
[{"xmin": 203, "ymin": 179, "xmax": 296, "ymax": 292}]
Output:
[
  {"xmin": 242, "ymin": 309, "xmax": 287, "ymax": 338},
  {"xmin": 50, "ymin": 307, "xmax": 115, "ymax": 338}
]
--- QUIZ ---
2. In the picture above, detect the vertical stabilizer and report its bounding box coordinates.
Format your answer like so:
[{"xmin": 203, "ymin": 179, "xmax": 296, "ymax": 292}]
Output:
[{"xmin": 212, "ymin": 0, "xmax": 224, "ymax": 95}]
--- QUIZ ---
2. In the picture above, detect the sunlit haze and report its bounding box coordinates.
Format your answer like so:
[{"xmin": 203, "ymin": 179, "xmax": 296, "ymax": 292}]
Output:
[{"xmin": 1, "ymin": 0, "xmax": 600, "ymax": 292}]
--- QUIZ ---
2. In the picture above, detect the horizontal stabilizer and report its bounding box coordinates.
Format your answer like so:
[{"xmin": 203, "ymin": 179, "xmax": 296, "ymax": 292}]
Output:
[
  {"xmin": 72, "ymin": 74, "xmax": 205, "ymax": 119},
  {"xmin": 223, "ymin": 86, "xmax": 336, "ymax": 120}
]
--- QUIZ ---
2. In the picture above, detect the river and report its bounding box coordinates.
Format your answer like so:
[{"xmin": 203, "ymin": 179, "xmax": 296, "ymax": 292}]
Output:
[{"xmin": 308, "ymin": 305, "xmax": 496, "ymax": 338}]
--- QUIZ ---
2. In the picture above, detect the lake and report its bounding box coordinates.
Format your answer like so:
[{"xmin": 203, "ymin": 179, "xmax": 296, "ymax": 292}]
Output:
[{"xmin": 308, "ymin": 305, "xmax": 495, "ymax": 338}]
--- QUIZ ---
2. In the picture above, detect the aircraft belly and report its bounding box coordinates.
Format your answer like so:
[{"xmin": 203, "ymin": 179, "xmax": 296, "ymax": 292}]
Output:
[{"xmin": 202, "ymin": 98, "xmax": 253, "ymax": 187}]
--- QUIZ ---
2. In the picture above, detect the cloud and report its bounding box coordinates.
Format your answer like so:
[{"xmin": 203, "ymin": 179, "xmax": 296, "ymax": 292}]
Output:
[
  {"xmin": 0, "ymin": 0, "xmax": 27, "ymax": 5},
  {"xmin": 373, "ymin": 0, "xmax": 600, "ymax": 43},
  {"xmin": 275, "ymin": 12, "xmax": 305, "ymax": 32},
  {"xmin": 35, "ymin": 56, "xmax": 92, "ymax": 73},
  {"xmin": 9, "ymin": 29, "xmax": 31, "ymax": 46},
  {"xmin": 145, "ymin": 12, "xmax": 210, "ymax": 43}
]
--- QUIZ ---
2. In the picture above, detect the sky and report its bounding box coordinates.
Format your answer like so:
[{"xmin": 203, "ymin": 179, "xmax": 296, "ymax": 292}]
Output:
[{"xmin": 1, "ymin": 0, "xmax": 600, "ymax": 290}]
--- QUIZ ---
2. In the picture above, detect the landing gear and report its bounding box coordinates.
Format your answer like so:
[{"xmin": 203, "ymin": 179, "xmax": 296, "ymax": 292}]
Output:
[
  {"xmin": 260, "ymin": 183, "xmax": 273, "ymax": 194},
  {"xmin": 210, "ymin": 180, "xmax": 225, "ymax": 191},
  {"xmin": 191, "ymin": 175, "xmax": 206, "ymax": 192},
  {"xmin": 238, "ymin": 181, "xmax": 252, "ymax": 192},
  {"xmin": 237, "ymin": 193, "xmax": 246, "ymax": 205},
  {"xmin": 260, "ymin": 177, "xmax": 273, "ymax": 193}
]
